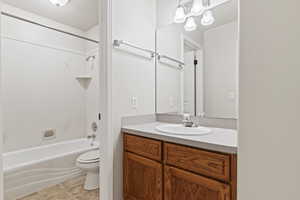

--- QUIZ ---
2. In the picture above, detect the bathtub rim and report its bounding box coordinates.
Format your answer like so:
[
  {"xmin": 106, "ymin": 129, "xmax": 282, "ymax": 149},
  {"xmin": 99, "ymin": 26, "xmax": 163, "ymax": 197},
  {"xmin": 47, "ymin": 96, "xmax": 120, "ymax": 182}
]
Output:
[{"xmin": 3, "ymin": 138, "xmax": 99, "ymax": 173}]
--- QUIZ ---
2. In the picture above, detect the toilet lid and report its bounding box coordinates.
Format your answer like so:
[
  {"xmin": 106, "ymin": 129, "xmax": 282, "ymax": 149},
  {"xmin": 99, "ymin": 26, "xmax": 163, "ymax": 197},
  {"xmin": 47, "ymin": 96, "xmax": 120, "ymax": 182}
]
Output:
[{"xmin": 77, "ymin": 150, "xmax": 100, "ymax": 163}]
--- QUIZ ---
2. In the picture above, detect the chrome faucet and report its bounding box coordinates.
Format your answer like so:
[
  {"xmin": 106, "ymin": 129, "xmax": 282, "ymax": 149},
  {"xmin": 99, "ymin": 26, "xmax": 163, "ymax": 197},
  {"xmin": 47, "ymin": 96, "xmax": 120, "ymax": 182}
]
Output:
[
  {"xmin": 87, "ymin": 133, "xmax": 96, "ymax": 140},
  {"xmin": 87, "ymin": 122, "xmax": 98, "ymax": 146},
  {"xmin": 182, "ymin": 114, "xmax": 194, "ymax": 127}
]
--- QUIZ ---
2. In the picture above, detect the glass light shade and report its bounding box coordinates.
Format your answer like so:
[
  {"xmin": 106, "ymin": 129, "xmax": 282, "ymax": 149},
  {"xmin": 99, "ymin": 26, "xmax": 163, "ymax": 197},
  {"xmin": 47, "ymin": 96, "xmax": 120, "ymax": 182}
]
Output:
[
  {"xmin": 201, "ymin": 10, "xmax": 215, "ymax": 26},
  {"xmin": 191, "ymin": 0, "xmax": 204, "ymax": 16},
  {"xmin": 174, "ymin": 6, "xmax": 186, "ymax": 23},
  {"xmin": 184, "ymin": 17, "xmax": 197, "ymax": 32},
  {"xmin": 49, "ymin": 0, "xmax": 70, "ymax": 7}
]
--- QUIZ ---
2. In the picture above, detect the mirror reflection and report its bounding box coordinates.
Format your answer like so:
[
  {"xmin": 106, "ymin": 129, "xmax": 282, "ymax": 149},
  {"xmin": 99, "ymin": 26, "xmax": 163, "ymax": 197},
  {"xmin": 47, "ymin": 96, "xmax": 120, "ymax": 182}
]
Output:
[{"xmin": 156, "ymin": 0, "xmax": 238, "ymax": 119}]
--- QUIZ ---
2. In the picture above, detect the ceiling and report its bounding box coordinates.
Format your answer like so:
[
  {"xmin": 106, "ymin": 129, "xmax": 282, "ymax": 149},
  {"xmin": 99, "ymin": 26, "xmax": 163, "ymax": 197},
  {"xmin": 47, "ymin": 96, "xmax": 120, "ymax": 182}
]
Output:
[{"xmin": 1, "ymin": 0, "xmax": 99, "ymax": 31}]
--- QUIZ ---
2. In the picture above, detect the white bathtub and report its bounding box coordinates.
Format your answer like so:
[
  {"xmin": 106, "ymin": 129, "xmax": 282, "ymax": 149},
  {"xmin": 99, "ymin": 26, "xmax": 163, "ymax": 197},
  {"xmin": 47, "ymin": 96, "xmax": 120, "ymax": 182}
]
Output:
[{"xmin": 3, "ymin": 138, "xmax": 99, "ymax": 200}]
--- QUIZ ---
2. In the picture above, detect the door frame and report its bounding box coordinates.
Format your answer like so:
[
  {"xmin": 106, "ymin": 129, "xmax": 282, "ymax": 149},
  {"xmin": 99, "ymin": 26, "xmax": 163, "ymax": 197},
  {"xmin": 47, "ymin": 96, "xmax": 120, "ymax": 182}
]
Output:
[
  {"xmin": 0, "ymin": 1, "xmax": 3, "ymax": 200},
  {"xmin": 180, "ymin": 34, "xmax": 202, "ymax": 115},
  {"xmin": 99, "ymin": 0, "xmax": 114, "ymax": 199}
]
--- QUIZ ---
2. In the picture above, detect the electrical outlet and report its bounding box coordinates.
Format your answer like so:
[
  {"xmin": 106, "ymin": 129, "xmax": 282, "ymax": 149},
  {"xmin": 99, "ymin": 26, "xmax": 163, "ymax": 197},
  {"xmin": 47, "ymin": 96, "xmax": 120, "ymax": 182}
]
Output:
[{"xmin": 131, "ymin": 96, "xmax": 138, "ymax": 109}]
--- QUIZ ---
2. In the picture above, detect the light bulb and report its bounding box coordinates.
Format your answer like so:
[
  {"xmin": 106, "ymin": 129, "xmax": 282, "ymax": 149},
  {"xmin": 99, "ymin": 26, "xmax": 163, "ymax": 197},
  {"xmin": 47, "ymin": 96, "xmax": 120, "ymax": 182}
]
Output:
[
  {"xmin": 174, "ymin": 5, "xmax": 186, "ymax": 24},
  {"xmin": 191, "ymin": 0, "xmax": 204, "ymax": 16},
  {"xmin": 49, "ymin": 0, "xmax": 70, "ymax": 7},
  {"xmin": 201, "ymin": 10, "xmax": 215, "ymax": 26},
  {"xmin": 184, "ymin": 17, "xmax": 197, "ymax": 32}
]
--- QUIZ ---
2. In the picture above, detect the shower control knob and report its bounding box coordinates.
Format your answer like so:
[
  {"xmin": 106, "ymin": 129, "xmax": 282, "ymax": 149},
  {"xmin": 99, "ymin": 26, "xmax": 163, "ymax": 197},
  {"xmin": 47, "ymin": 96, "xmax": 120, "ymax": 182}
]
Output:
[{"xmin": 91, "ymin": 122, "xmax": 98, "ymax": 132}]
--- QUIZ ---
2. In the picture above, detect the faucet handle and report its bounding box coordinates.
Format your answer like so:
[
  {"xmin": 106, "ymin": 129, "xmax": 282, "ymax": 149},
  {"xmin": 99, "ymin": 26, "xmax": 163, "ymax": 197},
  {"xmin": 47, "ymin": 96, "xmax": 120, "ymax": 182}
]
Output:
[
  {"xmin": 182, "ymin": 113, "xmax": 194, "ymax": 127},
  {"xmin": 87, "ymin": 133, "xmax": 96, "ymax": 139},
  {"xmin": 183, "ymin": 113, "xmax": 191, "ymax": 121},
  {"xmin": 198, "ymin": 112, "xmax": 205, "ymax": 118}
]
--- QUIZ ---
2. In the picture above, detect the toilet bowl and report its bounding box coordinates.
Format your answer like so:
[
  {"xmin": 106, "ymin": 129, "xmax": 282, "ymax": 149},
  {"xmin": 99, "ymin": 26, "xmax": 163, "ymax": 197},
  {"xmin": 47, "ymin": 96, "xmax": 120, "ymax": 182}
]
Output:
[{"xmin": 76, "ymin": 149, "xmax": 100, "ymax": 190}]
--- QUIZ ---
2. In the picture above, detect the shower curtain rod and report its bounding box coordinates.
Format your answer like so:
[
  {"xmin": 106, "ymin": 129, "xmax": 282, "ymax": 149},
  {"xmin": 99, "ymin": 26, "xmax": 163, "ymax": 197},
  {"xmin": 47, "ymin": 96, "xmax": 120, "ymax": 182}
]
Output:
[{"xmin": 1, "ymin": 12, "xmax": 100, "ymax": 44}]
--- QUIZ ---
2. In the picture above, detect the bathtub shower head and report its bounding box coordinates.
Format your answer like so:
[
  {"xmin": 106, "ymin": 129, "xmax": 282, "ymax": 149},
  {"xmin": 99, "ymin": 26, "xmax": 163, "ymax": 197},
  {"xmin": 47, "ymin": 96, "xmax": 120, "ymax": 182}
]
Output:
[{"xmin": 86, "ymin": 55, "xmax": 96, "ymax": 62}]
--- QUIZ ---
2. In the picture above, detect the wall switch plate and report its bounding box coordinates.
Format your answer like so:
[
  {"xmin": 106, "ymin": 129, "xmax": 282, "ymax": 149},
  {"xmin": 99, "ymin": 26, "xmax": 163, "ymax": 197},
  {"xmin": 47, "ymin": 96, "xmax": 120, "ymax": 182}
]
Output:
[{"xmin": 131, "ymin": 96, "xmax": 138, "ymax": 109}]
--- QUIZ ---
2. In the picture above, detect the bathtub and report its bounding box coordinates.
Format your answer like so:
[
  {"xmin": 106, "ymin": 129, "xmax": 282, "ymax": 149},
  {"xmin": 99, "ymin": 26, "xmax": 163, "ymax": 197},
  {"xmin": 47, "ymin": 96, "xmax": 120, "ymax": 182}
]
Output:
[{"xmin": 3, "ymin": 138, "xmax": 99, "ymax": 200}]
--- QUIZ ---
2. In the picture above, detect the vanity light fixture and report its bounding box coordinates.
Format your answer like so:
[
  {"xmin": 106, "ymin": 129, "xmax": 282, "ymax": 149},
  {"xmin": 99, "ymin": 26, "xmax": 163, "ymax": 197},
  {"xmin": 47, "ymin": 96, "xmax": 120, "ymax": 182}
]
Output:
[
  {"xmin": 201, "ymin": 0, "xmax": 214, "ymax": 26},
  {"xmin": 49, "ymin": 0, "xmax": 70, "ymax": 7},
  {"xmin": 191, "ymin": 0, "xmax": 204, "ymax": 16},
  {"xmin": 201, "ymin": 10, "xmax": 215, "ymax": 26},
  {"xmin": 175, "ymin": 0, "xmax": 218, "ymax": 32},
  {"xmin": 184, "ymin": 17, "xmax": 197, "ymax": 31},
  {"xmin": 174, "ymin": 5, "xmax": 186, "ymax": 23}
]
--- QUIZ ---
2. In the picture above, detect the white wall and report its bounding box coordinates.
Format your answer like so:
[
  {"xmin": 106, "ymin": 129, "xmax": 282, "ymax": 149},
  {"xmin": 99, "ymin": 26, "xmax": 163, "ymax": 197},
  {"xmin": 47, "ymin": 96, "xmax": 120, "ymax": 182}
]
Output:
[
  {"xmin": 239, "ymin": 0, "xmax": 300, "ymax": 199},
  {"xmin": 156, "ymin": 25, "xmax": 182, "ymax": 113},
  {"xmin": 111, "ymin": 0, "xmax": 156, "ymax": 199},
  {"xmin": 1, "ymin": 5, "xmax": 98, "ymax": 152},
  {"xmin": 204, "ymin": 21, "xmax": 238, "ymax": 118}
]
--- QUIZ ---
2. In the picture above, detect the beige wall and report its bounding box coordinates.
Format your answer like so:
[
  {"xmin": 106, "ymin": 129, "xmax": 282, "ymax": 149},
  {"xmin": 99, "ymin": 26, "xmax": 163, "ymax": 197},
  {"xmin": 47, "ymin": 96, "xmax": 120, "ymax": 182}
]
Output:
[{"xmin": 239, "ymin": 0, "xmax": 300, "ymax": 199}]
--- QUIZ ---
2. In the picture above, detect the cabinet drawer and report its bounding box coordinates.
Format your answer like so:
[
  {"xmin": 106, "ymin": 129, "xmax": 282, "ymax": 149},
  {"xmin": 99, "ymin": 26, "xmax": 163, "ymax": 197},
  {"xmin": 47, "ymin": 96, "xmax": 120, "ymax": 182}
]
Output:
[
  {"xmin": 124, "ymin": 133, "xmax": 162, "ymax": 161},
  {"xmin": 164, "ymin": 143, "xmax": 230, "ymax": 182}
]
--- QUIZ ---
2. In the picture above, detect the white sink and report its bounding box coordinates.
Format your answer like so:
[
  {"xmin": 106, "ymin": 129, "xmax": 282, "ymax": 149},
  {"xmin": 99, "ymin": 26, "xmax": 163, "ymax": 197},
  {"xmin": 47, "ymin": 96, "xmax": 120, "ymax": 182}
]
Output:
[{"xmin": 155, "ymin": 124, "xmax": 211, "ymax": 136}]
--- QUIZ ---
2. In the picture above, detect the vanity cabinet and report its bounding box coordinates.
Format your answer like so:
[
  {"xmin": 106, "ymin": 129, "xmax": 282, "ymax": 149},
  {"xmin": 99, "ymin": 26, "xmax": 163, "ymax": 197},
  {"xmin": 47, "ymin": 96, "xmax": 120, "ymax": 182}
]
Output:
[
  {"xmin": 124, "ymin": 152, "xmax": 162, "ymax": 200},
  {"xmin": 164, "ymin": 143, "xmax": 230, "ymax": 182},
  {"xmin": 164, "ymin": 166, "xmax": 230, "ymax": 200},
  {"xmin": 123, "ymin": 133, "xmax": 237, "ymax": 200}
]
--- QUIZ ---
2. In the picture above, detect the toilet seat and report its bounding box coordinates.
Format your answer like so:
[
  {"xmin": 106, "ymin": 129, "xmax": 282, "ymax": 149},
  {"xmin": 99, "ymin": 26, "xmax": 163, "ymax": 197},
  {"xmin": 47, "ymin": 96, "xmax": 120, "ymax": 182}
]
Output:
[{"xmin": 77, "ymin": 150, "xmax": 100, "ymax": 164}]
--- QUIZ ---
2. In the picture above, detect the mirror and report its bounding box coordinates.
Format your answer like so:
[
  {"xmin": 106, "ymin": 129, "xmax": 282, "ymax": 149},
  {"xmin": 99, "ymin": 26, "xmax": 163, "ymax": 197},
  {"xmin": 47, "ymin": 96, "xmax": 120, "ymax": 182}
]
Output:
[{"xmin": 156, "ymin": 0, "xmax": 238, "ymax": 119}]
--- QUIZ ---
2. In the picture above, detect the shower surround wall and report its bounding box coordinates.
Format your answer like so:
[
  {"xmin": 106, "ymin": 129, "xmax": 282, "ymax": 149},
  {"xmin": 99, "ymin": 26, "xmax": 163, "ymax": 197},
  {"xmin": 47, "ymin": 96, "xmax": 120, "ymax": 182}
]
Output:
[
  {"xmin": 1, "ymin": 4, "xmax": 99, "ymax": 153},
  {"xmin": 85, "ymin": 25, "xmax": 100, "ymax": 138}
]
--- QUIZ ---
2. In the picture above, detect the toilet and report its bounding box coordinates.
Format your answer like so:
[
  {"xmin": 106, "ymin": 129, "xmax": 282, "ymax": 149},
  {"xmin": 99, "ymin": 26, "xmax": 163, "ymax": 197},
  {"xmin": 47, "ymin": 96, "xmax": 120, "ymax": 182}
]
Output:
[{"xmin": 76, "ymin": 149, "xmax": 100, "ymax": 190}]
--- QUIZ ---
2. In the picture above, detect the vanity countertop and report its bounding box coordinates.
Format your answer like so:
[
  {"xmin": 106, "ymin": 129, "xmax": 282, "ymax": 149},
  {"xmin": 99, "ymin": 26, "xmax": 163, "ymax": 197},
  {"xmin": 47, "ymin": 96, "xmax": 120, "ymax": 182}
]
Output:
[{"xmin": 122, "ymin": 122, "xmax": 238, "ymax": 154}]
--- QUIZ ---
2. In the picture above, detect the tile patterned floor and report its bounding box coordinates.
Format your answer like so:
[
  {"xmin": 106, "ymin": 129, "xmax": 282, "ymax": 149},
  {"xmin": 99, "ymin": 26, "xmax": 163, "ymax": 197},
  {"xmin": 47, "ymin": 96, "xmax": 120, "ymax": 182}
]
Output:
[{"xmin": 18, "ymin": 176, "xmax": 99, "ymax": 200}]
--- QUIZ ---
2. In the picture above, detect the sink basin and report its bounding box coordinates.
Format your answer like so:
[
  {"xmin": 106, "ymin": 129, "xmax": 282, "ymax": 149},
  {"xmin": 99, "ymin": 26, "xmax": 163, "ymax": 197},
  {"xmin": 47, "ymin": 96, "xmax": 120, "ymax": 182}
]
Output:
[{"xmin": 155, "ymin": 124, "xmax": 211, "ymax": 136}]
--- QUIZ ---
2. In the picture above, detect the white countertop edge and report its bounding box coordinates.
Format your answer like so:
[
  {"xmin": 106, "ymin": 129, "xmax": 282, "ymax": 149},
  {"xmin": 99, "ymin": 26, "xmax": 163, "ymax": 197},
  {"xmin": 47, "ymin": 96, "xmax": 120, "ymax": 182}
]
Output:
[{"xmin": 122, "ymin": 124, "xmax": 238, "ymax": 154}]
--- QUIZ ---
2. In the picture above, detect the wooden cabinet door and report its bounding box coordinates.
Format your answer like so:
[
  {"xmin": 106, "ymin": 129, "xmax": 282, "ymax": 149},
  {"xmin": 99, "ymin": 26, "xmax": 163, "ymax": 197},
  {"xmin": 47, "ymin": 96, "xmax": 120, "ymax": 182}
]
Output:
[
  {"xmin": 165, "ymin": 166, "xmax": 230, "ymax": 200},
  {"xmin": 124, "ymin": 152, "xmax": 162, "ymax": 200}
]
